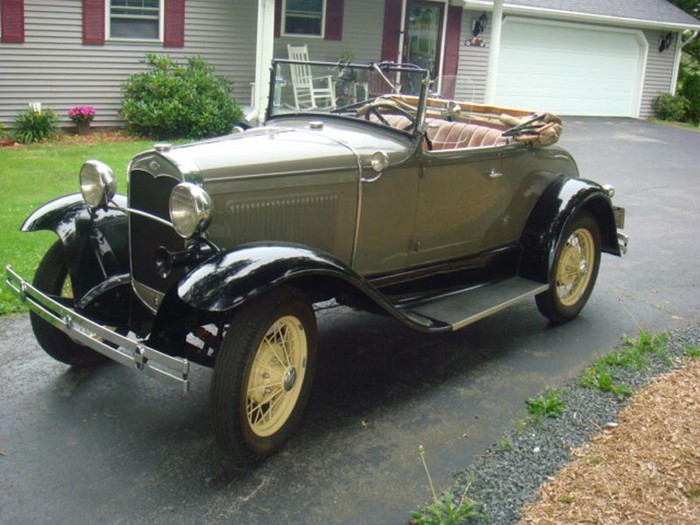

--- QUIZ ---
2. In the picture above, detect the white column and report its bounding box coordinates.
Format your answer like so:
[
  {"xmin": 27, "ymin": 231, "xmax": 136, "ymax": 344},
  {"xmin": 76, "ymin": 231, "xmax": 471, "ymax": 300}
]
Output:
[
  {"xmin": 247, "ymin": 0, "xmax": 276, "ymax": 125},
  {"xmin": 484, "ymin": 0, "xmax": 503, "ymax": 105}
]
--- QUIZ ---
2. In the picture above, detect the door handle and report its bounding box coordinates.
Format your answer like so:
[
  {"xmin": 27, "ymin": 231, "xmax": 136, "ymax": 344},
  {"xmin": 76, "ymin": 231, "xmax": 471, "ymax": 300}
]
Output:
[{"xmin": 485, "ymin": 169, "xmax": 503, "ymax": 179}]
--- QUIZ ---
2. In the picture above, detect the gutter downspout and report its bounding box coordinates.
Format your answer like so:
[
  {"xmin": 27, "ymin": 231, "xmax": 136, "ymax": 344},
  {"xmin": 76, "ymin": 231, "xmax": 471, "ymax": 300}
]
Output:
[
  {"xmin": 247, "ymin": 0, "xmax": 276, "ymax": 125},
  {"xmin": 671, "ymin": 30, "xmax": 699, "ymax": 95},
  {"xmin": 483, "ymin": 0, "xmax": 504, "ymax": 104}
]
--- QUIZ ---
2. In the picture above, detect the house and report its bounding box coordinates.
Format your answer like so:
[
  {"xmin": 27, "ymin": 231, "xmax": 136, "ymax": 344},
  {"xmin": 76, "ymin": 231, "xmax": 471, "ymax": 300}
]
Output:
[{"xmin": 1, "ymin": 0, "xmax": 698, "ymax": 130}]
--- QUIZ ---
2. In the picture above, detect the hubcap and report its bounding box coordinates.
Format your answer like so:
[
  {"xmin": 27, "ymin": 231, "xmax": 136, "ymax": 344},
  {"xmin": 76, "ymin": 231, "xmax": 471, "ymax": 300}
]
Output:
[
  {"xmin": 556, "ymin": 228, "xmax": 595, "ymax": 307},
  {"xmin": 245, "ymin": 316, "xmax": 307, "ymax": 437},
  {"xmin": 283, "ymin": 367, "xmax": 297, "ymax": 392}
]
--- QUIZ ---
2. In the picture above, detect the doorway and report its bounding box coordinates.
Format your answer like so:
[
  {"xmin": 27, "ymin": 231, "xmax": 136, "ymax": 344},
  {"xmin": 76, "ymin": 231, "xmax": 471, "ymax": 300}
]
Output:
[{"xmin": 402, "ymin": 0, "xmax": 445, "ymax": 92}]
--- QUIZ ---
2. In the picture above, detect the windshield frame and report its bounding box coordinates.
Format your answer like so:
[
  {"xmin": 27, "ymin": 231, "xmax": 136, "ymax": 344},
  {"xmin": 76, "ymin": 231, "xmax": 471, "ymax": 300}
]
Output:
[{"xmin": 265, "ymin": 59, "xmax": 431, "ymax": 138}]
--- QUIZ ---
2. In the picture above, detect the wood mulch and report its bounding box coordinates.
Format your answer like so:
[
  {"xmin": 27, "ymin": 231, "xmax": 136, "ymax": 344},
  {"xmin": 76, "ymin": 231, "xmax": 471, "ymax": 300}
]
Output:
[{"xmin": 520, "ymin": 358, "xmax": 700, "ymax": 525}]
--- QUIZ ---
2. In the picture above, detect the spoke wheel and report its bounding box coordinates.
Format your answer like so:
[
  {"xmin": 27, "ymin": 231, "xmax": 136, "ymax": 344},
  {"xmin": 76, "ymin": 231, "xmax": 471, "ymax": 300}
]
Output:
[
  {"xmin": 246, "ymin": 315, "xmax": 308, "ymax": 437},
  {"xmin": 212, "ymin": 286, "xmax": 317, "ymax": 463},
  {"xmin": 536, "ymin": 211, "xmax": 601, "ymax": 324},
  {"xmin": 30, "ymin": 241, "xmax": 108, "ymax": 367}
]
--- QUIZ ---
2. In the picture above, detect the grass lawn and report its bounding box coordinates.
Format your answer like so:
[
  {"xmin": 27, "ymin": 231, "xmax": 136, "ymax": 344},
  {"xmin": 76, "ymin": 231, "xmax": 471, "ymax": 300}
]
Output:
[{"xmin": 0, "ymin": 136, "xmax": 156, "ymax": 315}]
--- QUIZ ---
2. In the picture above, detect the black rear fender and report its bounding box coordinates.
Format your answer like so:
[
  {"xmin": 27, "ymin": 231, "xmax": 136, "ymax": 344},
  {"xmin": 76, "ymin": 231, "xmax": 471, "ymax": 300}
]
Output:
[{"xmin": 519, "ymin": 177, "xmax": 620, "ymax": 282}]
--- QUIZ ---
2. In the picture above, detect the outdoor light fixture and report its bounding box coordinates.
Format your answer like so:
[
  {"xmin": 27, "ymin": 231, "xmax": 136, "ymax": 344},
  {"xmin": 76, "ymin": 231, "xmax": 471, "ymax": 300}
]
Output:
[{"xmin": 473, "ymin": 12, "xmax": 488, "ymax": 37}]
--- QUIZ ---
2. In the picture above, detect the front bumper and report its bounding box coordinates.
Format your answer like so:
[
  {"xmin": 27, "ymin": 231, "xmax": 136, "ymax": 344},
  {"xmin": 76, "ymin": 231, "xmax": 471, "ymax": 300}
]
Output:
[{"xmin": 5, "ymin": 265, "xmax": 190, "ymax": 394}]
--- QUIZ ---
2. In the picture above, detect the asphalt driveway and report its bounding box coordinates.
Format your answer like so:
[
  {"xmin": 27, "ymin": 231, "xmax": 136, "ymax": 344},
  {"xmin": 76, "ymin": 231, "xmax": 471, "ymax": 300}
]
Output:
[{"xmin": 1, "ymin": 118, "xmax": 698, "ymax": 525}]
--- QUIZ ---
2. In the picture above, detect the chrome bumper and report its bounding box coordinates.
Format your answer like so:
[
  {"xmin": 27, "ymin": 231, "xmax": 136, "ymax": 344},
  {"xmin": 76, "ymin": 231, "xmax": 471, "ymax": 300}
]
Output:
[
  {"xmin": 5, "ymin": 265, "xmax": 190, "ymax": 394},
  {"xmin": 617, "ymin": 232, "xmax": 629, "ymax": 255}
]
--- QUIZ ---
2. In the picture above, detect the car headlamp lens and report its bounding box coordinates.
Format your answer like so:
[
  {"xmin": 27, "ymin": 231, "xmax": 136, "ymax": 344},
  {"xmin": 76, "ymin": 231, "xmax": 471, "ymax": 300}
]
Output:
[
  {"xmin": 169, "ymin": 182, "xmax": 213, "ymax": 238},
  {"xmin": 80, "ymin": 160, "xmax": 117, "ymax": 209}
]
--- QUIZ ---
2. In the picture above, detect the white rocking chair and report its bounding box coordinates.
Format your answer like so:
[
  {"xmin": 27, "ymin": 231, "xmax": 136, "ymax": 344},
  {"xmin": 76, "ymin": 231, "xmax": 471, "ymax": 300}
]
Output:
[{"xmin": 287, "ymin": 44, "xmax": 336, "ymax": 110}]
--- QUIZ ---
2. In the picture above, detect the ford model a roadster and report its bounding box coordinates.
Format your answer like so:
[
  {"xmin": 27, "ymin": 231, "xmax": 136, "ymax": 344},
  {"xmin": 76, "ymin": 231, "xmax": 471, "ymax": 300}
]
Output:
[{"xmin": 6, "ymin": 61, "xmax": 627, "ymax": 462}]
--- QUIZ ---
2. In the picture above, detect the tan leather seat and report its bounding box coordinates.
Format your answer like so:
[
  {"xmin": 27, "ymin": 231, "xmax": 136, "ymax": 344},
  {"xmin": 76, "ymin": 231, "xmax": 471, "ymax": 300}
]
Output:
[
  {"xmin": 369, "ymin": 114, "xmax": 506, "ymax": 150},
  {"xmin": 426, "ymin": 119, "xmax": 506, "ymax": 150}
]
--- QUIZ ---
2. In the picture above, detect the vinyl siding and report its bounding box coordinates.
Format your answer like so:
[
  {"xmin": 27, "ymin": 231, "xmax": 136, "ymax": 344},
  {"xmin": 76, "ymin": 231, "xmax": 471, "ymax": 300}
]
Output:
[
  {"xmin": 273, "ymin": 1, "xmax": 384, "ymax": 63},
  {"xmin": 0, "ymin": 0, "xmax": 257, "ymax": 128},
  {"xmin": 455, "ymin": 9, "xmax": 489, "ymax": 103},
  {"xmin": 640, "ymin": 29, "xmax": 677, "ymax": 118}
]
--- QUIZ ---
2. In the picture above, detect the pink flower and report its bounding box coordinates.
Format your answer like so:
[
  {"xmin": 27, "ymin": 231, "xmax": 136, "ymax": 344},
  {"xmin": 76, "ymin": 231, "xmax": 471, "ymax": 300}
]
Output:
[{"xmin": 68, "ymin": 105, "xmax": 96, "ymax": 124}]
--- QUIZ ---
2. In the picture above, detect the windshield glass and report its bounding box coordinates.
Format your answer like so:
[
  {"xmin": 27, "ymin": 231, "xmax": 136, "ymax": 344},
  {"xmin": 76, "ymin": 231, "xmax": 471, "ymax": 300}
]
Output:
[{"xmin": 268, "ymin": 60, "xmax": 429, "ymax": 134}]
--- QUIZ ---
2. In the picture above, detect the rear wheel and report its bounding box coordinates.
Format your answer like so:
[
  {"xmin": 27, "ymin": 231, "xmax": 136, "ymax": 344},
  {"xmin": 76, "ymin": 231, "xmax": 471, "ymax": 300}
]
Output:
[
  {"xmin": 211, "ymin": 286, "xmax": 317, "ymax": 463},
  {"xmin": 30, "ymin": 241, "xmax": 108, "ymax": 367},
  {"xmin": 536, "ymin": 211, "xmax": 601, "ymax": 324}
]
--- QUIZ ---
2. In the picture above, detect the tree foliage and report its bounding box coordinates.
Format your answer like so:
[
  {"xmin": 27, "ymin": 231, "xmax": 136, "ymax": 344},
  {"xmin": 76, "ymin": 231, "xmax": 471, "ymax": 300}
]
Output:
[{"xmin": 668, "ymin": 1, "xmax": 700, "ymax": 64}]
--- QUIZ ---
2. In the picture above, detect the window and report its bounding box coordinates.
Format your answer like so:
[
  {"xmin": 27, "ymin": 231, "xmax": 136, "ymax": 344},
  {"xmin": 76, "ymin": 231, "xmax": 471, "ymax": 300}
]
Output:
[
  {"xmin": 109, "ymin": 0, "xmax": 161, "ymax": 40},
  {"xmin": 283, "ymin": 0, "xmax": 325, "ymax": 37}
]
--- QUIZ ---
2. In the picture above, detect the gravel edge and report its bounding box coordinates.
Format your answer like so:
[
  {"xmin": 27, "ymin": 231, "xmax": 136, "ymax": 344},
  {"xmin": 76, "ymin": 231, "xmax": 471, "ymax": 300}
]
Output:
[{"xmin": 439, "ymin": 323, "xmax": 700, "ymax": 525}]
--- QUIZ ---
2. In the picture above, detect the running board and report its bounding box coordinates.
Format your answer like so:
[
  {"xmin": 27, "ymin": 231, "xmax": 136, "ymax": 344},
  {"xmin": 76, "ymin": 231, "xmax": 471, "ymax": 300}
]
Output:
[{"xmin": 396, "ymin": 277, "xmax": 549, "ymax": 331}]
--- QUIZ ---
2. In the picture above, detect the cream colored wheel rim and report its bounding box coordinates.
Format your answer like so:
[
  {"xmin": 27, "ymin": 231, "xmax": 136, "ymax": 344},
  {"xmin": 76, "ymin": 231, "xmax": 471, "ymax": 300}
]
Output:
[
  {"xmin": 556, "ymin": 228, "xmax": 595, "ymax": 307},
  {"xmin": 246, "ymin": 315, "xmax": 307, "ymax": 437}
]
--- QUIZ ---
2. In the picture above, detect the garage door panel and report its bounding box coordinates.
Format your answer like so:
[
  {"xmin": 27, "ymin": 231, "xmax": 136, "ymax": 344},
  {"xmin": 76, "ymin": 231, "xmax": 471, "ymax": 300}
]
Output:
[{"xmin": 495, "ymin": 19, "xmax": 645, "ymax": 116}]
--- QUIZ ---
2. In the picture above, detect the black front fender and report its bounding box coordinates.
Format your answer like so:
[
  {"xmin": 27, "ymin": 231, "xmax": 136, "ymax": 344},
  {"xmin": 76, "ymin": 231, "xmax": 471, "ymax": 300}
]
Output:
[
  {"xmin": 22, "ymin": 193, "xmax": 130, "ymax": 304},
  {"xmin": 519, "ymin": 176, "xmax": 620, "ymax": 282},
  {"xmin": 177, "ymin": 243, "xmax": 449, "ymax": 332}
]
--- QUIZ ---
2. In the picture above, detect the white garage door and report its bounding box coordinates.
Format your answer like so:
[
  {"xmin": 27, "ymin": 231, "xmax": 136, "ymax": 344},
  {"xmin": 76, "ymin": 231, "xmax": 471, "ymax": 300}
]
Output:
[{"xmin": 495, "ymin": 18, "xmax": 647, "ymax": 116}]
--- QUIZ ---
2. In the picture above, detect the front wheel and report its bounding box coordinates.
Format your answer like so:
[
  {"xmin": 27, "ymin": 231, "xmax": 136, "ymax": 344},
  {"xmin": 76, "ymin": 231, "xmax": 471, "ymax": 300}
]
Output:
[
  {"xmin": 211, "ymin": 286, "xmax": 318, "ymax": 463},
  {"xmin": 536, "ymin": 211, "xmax": 602, "ymax": 324},
  {"xmin": 30, "ymin": 241, "xmax": 109, "ymax": 367}
]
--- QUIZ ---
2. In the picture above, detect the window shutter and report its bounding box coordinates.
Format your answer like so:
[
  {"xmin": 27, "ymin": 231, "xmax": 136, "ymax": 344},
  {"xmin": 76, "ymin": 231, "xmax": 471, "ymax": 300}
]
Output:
[
  {"xmin": 82, "ymin": 0, "xmax": 104, "ymax": 45},
  {"xmin": 164, "ymin": 0, "xmax": 185, "ymax": 47},
  {"xmin": 381, "ymin": 0, "xmax": 402, "ymax": 62},
  {"xmin": 1, "ymin": 0, "xmax": 25, "ymax": 43},
  {"xmin": 442, "ymin": 6, "xmax": 462, "ymax": 98},
  {"xmin": 324, "ymin": 0, "xmax": 343, "ymax": 41},
  {"xmin": 274, "ymin": 0, "xmax": 281, "ymax": 37}
]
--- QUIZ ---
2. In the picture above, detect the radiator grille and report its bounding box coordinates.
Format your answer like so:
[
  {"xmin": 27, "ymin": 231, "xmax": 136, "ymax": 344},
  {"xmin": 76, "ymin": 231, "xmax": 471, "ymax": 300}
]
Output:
[{"xmin": 128, "ymin": 169, "xmax": 185, "ymax": 294}]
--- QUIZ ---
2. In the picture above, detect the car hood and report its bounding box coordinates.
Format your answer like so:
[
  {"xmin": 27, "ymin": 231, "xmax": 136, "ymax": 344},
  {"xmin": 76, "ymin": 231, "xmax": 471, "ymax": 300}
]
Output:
[{"xmin": 157, "ymin": 119, "xmax": 413, "ymax": 183}]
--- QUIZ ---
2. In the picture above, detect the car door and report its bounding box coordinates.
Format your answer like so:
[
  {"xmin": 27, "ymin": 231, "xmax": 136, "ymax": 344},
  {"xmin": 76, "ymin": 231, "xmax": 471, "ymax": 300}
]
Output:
[
  {"xmin": 352, "ymin": 163, "xmax": 421, "ymax": 276},
  {"xmin": 409, "ymin": 145, "xmax": 526, "ymax": 267}
]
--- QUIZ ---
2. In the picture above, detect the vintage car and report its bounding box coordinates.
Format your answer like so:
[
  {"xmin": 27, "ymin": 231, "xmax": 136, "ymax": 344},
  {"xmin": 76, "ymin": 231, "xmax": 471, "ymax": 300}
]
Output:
[{"xmin": 6, "ymin": 60, "xmax": 627, "ymax": 463}]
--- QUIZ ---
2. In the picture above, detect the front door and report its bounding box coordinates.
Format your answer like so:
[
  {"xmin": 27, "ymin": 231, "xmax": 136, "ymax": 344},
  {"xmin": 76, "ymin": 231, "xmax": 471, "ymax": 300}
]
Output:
[{"xmin": 402, "ymin": 1, "xmax": 444, "ymax": 93}]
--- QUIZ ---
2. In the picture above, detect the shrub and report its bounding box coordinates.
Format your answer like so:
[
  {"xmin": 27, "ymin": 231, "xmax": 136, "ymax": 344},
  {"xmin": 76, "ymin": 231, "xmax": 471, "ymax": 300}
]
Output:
[
  {"xmin": 680, "ymin": 73, "xmax": 700, "ymax": 123},
  {"xmin": 13, "ymin": 106, "xmax": 58, "ymax": 144},
  {"xmin": 652, "ymin": 93, "xmax": 689, "ymax": 122},
  {"xmin": 121, "ymin": 54, "xmax": 243, "ymax": 139}
]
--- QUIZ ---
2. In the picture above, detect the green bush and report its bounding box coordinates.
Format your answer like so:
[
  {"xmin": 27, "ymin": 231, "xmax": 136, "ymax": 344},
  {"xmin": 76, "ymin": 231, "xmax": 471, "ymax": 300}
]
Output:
[
  {"xmin": 121, "ymin": 54, "xmax": 243, "ymax": 139},
  {"xmin": 652, "ymin": 93, "xmax": 690, "ymax": 122},
  {"xmin": 680, "ymin": 73, "xmax": 700, "ymax": 123},
  {"xmin": 13, "ymin": 107, "xmax": 58, "ymax": 143}
]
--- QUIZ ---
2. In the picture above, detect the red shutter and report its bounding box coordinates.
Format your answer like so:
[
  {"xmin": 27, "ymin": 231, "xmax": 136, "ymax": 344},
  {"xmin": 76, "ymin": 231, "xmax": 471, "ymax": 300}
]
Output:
[
  {"xmin": 381, "ymin": 0, "xmax": 401, "ymax": 62},
  {"xmin": 1, "ymin": 0, "xmax": 25, "ymax": 43},
  {"xmin": 164, "ymin": 0, "xmax": 185, "ymax": 47},
  {"xmin": 442, "ymin": 6, "xmax": 462, "ymax": 98},
  {"xmin": 324, "ymin": 0, "xmax": 343, "ymax": 41},
  {"xmin": 82, "ymin": 0, "xmax": 105, "ymax": 45},
  {"xmin": 274, "ymin": 0, "xmax": 282, "ymax": 37}
]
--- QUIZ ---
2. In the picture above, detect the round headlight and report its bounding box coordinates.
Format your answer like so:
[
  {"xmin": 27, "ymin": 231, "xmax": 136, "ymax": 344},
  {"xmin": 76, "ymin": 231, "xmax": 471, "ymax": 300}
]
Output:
[
  {"xmin": 169, "ymin": 182, "xmax": 213, "ymax": 239},
  {"xmin": 80, "ymin": 160, "xmax": 117, "ymax": 209}
]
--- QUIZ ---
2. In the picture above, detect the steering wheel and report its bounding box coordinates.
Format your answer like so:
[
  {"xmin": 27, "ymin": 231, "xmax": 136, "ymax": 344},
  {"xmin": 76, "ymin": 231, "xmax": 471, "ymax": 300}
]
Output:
[{"xmin": 363, "ymin": 103, "xmax": 417, "ymax": 132}]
